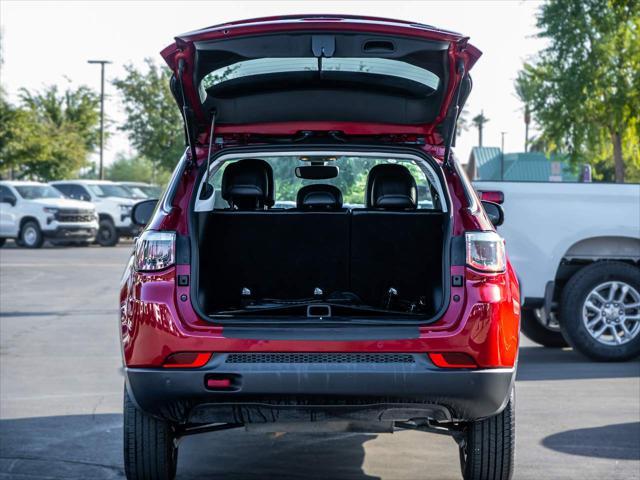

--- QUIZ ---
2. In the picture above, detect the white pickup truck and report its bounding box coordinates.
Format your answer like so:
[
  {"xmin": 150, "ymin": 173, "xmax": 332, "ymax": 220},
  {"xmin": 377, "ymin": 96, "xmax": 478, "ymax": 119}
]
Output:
[
  {"xmin": 50, "ymin": 180, "xmax": 140, "ymax": 246},
  {"xmin": 0, "ymin": 181, "xmax": 98, "ymax": 248},
  {"xmin": 474, "ymin": 181, "xmax": 640, "ymax": 361}
]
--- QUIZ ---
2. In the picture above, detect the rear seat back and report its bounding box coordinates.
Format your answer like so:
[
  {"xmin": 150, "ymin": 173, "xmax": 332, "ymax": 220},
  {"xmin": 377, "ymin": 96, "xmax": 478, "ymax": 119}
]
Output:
[
  {"xmin": 201, "ymin": 211, "xmax": 350, "ymax": 311},
  {"xmin": 350, "ymin": 210, "xmax": 444, "ymax": 310}
]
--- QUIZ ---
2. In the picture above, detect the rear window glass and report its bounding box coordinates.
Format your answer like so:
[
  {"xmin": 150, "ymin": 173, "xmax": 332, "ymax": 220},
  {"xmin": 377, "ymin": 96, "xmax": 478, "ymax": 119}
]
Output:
[
  {"xmin": 200, "ymin": 58, "xmax": 440, "ymax": 95},
  {"xmin": 208, "ymin": 155, "xmax": 437, "ymax": 210}
]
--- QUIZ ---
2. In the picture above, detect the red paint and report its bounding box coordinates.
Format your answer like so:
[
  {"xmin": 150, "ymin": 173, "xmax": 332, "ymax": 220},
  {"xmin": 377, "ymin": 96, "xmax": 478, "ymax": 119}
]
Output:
[{"xmin": 120, "ymin": 15, "xmax": 519, "ymax": 378}]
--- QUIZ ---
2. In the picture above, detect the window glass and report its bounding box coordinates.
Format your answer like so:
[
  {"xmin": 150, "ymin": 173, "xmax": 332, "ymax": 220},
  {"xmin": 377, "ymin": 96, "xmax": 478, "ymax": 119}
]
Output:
[
  {"xmin": 0, "ymin": 186, "xmax": 16, "ymax": 202},
  {"xmin": 209, "ymin": 155, "xmax": 436, "ymax": 209},
  {"xmin": 14, "ymin": 185, "xmax": 63, "ymax": 200},
  {"xmin": 87, "ymin": 184, "xmax": 130, "ymax": 198},
  {"xmin": 201, "ymin": 58, "xmax": 440, "ymax": 92}
]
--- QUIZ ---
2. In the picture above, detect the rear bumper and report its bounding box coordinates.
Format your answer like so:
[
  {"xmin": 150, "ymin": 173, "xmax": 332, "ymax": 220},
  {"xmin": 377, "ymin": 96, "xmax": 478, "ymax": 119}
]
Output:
[{"xmin": 125, "ymin": 353, "xmax": 515, "ymax": 425}]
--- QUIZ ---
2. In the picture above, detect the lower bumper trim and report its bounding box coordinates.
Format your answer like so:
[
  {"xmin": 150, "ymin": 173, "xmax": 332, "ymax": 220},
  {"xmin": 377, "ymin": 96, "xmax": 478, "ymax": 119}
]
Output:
[{"xmin": 125, "ymin": 353, "xmax": 515, "ymax": 425}]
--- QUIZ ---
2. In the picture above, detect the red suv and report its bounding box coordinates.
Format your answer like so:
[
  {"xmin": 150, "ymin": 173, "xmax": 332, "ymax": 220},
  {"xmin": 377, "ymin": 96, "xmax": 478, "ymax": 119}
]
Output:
[{"xmin": 121, "ymin": 15, "xmax": 520, "ymax": 480}]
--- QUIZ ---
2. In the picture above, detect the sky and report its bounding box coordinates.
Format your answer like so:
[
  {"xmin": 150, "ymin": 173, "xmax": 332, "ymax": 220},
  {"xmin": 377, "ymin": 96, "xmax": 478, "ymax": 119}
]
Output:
[{"xmin": 0, "ymin": 0, "xmax": 546, "ymax": 168}]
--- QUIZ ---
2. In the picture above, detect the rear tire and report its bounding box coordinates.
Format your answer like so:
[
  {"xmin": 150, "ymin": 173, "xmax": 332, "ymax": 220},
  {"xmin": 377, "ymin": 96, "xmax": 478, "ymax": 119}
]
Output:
[
  {"xmin": 97, "ymin": 219, "xmax": 119, "ymax": 247},
  {"xmin": 520, "ymin": 307, "xmax": 568, "ymax": 348},
  {"xmin": 123, "ymin": 387, "xmax": 178, "ymax": 480},
  {"xmin": 19, "ymin": 221, "xmax": 43, "ymax": 248},
  {"xmin": 459, "ymin": 389, "xmax": 515, "ymax": 480},
  {"xmin": 560, "ymin": 262, "xmax": 640, "ymax": 361}
]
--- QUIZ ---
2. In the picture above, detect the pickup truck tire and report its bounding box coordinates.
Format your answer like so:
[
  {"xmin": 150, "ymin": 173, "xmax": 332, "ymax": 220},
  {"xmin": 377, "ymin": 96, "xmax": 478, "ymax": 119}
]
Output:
[
  {"xmin": 459, "ymin": 388, "xmax": 515, "ymax": 480},
  {"xmin": 19, "ymin": 221, "xmax": 44, "ymax": 249},
  {"xmin": 123, "ymin": 387, "xmax": 178, "ymax": 480},
  {"xmin": 97, "ymin": 219, "xmax": 119, "ymax": 247},
  {"xmin": 520, "ymin": 308, "xmax": 568, "ymax": 348},
  {"xmin": 560, "ymin": 262, "xmax": 640, "ymax": 361}
]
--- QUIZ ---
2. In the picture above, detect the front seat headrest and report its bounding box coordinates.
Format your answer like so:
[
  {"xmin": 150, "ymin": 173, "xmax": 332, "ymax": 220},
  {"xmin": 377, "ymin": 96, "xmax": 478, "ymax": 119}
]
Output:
[
  {"xmin": 296, "ymin": 184, "xmax": 343, "ymax": 210},
  {"xmin": 365, "ymin": 164, "xmax": 417, "ymax": 210},
  {"xmin": 221, "ymin": 159, "xmax": 275, "ymax": 209}
]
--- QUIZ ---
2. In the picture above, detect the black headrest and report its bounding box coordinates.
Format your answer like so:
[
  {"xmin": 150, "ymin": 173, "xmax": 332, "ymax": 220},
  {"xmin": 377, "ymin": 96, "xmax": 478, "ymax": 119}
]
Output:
[
  {"xmin": 221, "ymin": 159, "xmax": 274, "ymax": 209},
  {"xmin": 296, "ymin": 184, "xmax": 343, "ymax": 210},
  {"xmin": 365, "ymin": 164, "xmax": 417, "ymax": 210}
]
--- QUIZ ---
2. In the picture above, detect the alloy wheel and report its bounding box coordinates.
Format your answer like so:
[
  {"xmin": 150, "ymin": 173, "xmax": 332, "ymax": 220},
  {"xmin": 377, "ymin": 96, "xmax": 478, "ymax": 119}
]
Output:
[{"xmin": 582, "ymin": 281, "xmax": 640, "ymax": 346}]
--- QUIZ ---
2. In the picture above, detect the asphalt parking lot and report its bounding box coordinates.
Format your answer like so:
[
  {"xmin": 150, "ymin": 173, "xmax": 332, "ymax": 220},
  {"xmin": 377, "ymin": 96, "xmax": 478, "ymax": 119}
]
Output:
[{"xmin": 0, "ymin": 244, "xmax": 638, "ymax": 480}]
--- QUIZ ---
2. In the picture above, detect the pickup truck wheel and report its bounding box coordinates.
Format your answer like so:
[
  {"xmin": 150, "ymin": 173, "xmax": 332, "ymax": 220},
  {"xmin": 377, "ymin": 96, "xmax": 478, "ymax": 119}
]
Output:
[
  {"xmin": 459, "ymin": 388, "xmax": 515, "ymax": 480},
  {"xmin": 97, "ymin": 219, "xmax": 119, "ymax": 247},
  {"xmin": 123, "ymin": 387, "xmax": 178, "ymax": 480},
  {"xmin": 520, "ymin": 307, "xmax": 568, "ymax": 348},
  {"xmin": 19, "ymin": 221, "xmax": 44, "ymax": 248},
  {"xmin": 560, "ymin": 262, "xmax": 640, "ymax": 361}
]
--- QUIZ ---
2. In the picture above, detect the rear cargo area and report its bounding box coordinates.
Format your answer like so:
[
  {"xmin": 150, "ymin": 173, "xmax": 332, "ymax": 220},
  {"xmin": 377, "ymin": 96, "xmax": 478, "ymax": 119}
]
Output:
[
  {"xmin": 196, "ymin": 208, "xmax": 445, "ymax": 317},
  {"xmin": 193, "ymin": 152, "xmax": 448, "ymax": 320}
]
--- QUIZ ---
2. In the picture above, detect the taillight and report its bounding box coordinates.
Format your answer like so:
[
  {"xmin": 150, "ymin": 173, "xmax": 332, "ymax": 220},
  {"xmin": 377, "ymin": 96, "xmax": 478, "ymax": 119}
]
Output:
[
  {"xmin": 465, "ymin": 231, "xmax": 506, "ymax": 273},
  {"xmin": 134, "ymin": 231, "xmax": 175, "ymax": 272},
  {"xmin": 478, "ymin": 190, "xmax": 504, "ymax": 204}
]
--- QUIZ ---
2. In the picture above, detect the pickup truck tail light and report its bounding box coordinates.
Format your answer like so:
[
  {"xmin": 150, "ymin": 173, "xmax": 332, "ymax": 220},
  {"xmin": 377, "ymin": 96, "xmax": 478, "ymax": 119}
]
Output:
[
  {"xmin": 134, "ymin": 231, "xmax": 175, "ymax": 271},
  {"xmin": 465, "ymin": 231, "xmax": 506, "ymax": 273},
  {"xmin": 478, "ymin": 190, "xmax": 504, "ymax": 204}
]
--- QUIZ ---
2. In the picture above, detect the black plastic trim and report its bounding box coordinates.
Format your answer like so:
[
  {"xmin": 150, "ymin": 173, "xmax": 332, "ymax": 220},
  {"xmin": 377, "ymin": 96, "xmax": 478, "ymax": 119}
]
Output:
[
  {"xmin": 223, "ymin": 326, "xmax": 420, "ymax": 341},
  {"xmin": 125, "ymin": 354, "xmax": 515, "ymax": 424}
]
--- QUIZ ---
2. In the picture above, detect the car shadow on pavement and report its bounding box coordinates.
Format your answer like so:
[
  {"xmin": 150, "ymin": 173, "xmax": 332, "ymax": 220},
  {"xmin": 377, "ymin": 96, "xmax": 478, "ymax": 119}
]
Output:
[
  {"xmin": 516, "ymin": 346, "xmax": 640, "ymax": 381},
  {"xmin": 541, "ymin": 422, "xmax": 640, "ymax": 460},
  {"xmin": 0, "ymin": 414, "xmax": 381, "ymax": 480}
]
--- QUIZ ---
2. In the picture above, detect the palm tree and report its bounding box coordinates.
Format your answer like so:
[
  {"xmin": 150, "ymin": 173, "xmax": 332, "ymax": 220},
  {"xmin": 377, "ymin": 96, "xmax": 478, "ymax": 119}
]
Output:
[{"xmin": 472, "ymin": 111, "xmax": 489, "ymax": 147}]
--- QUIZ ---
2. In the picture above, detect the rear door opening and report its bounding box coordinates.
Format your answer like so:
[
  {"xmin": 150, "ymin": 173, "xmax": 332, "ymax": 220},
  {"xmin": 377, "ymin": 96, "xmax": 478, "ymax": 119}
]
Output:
[{"xmin": 190, "ymin": 148, "xmax": 451, "ymax": 324}]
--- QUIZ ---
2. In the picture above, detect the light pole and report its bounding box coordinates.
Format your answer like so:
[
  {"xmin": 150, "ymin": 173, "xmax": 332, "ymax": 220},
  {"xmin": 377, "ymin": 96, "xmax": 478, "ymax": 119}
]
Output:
[
  {"xmin": 500, "ymin": 131, "xmax": 507, "ymax": 180},
  {"xmin": 88, "ymin": 60, "xmax": 111, "ymax": 179}
]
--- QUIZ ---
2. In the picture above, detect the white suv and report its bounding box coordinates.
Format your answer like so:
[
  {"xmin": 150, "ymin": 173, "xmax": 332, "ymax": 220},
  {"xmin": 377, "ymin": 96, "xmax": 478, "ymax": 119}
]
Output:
[
  {"xmin": 50, "ymin": 180, "xmax": 140, "ymax": 246},
  {"xmin": 0, "ymin": 181, "xmax": 98, "ymax": 248}
]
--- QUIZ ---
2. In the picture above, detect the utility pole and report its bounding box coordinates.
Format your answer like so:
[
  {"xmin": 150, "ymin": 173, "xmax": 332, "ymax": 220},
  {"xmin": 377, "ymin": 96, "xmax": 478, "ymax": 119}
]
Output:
[
  {"xmin": 501, "ymin": 131, "xmax": 507, "ymax": 180},
  {"xmin": 88, "ymin": 60, "xmax": 111, "ymax": 179},
  {"xmin": 524, "ymin": 104, "xmax": 530, "ymax": 153}
]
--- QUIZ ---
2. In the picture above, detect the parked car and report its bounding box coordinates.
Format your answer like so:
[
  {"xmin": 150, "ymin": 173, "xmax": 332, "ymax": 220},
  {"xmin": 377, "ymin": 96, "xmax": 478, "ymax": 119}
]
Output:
[
  {"xmin": 475, "ymin": 181, "xmax": 640, "ymax": 361},
  {"xmin": 50, "ymin": 180, "xmax": 140, "ymax": 246},
  {"xmin": 118, "ymin": 181, "xmax": 163, "ymax": 200},
  {"xmin": 120, "ymin": 16, "xmax": 519, "ymax": 480},
  {"xmin": 0, "ymin": 181, "xmax": 98, "ymax": 248}
]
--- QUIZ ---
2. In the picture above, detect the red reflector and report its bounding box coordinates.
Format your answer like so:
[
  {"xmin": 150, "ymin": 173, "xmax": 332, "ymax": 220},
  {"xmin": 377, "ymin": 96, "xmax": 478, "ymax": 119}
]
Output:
[
  {"xmin": 429, "ymin": 352, "xmax": 478, "ymax": 368},
  {"xmin": 478, "ymin": 190, "xmax": 504, "ymax": 204},
  {"xmin": 206, "ymin": 378, "xmax": 232, "ymax": 389},
  {"xmin": 163, "ymin": 352, "xmax": 212, "ymax": 368}
]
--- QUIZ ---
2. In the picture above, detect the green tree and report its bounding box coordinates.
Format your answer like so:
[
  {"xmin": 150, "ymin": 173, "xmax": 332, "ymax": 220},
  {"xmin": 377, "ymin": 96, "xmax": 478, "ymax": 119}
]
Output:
[
  {"xmin": 0, "ymin": 85, "xmax": 100, "ymax": 180},
  {"xmin": 106, "ymin": 153, "xmax": 154, "ymax": 182},
  {"xmin": 517, "ymin": 0, "xmax": 640, "ymax": 182},
  {"xmin": 113, "ymin": 59, "xmax": 184, "ymax": 174}
]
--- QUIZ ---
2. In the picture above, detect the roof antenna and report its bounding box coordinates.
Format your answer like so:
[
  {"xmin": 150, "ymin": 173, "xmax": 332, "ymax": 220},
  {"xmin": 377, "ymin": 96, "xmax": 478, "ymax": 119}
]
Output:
[
  {"xmin": 443, "ymin": 58, "xmax": 466, "ymax": 169},
  {"xmin": 200, "ymin": 110, "xmax": 216, "ymax": 200}
]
